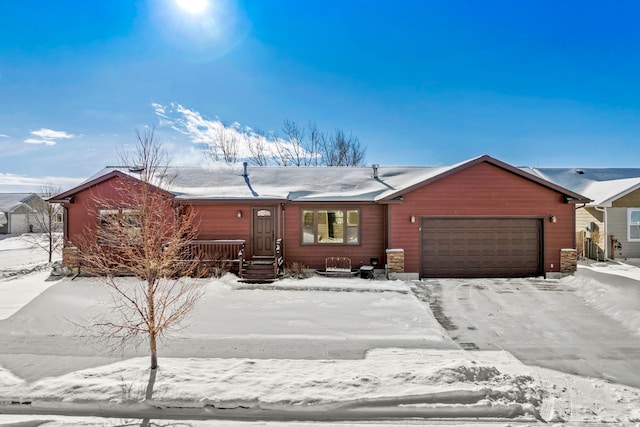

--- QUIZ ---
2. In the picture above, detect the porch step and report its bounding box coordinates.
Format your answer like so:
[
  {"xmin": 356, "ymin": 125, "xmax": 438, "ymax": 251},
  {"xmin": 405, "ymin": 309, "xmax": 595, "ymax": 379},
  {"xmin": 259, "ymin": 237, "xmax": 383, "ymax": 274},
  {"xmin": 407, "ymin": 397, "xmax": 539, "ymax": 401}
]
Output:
[{"xmin": 241, "ymin": 258, "xmax": 278, "ymax": 282}]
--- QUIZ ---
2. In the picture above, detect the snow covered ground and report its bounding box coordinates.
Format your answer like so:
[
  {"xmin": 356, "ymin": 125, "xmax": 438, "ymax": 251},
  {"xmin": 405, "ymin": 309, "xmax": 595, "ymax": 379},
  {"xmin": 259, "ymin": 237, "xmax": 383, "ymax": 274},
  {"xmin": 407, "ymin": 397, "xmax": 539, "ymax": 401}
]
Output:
[
  {"xmin": 0, "ymin": 233, "xmax": 56, "ymax": 276},
  {"xmin": 0, "ymin": 235, "xmax": 639, "ymax": 424}
]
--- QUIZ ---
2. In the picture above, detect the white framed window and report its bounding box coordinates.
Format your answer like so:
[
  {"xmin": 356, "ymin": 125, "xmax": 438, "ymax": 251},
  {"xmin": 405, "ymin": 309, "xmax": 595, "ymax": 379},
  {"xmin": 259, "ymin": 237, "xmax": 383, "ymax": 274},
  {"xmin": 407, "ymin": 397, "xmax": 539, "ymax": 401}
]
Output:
[
  {"xmin": 628, "ymin": 208, "xmax": 640, "ymax": 242},
  {"xmin": 301, "ymin": 208, "xmax": 360, "ymax": 245}
]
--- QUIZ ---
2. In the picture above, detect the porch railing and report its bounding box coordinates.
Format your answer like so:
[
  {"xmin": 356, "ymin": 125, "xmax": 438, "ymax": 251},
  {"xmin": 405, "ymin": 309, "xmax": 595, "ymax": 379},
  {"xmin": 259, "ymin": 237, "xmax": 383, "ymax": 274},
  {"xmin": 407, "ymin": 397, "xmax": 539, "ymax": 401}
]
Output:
[
  {"xmin": 185, "ymin": 239, "xmax": 245, "ymax": 274},
  {"xmin": 275, "ymin": 238, "xmax": 283, "ymax": 277}
]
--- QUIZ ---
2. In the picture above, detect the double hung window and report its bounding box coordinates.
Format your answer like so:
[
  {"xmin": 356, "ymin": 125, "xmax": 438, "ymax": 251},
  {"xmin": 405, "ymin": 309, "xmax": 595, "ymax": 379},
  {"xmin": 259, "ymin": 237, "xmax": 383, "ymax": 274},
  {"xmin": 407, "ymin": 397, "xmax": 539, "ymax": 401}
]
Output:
[{"xmin": 629, "ymin": 208, "xmax": 640, "ymax": 241}]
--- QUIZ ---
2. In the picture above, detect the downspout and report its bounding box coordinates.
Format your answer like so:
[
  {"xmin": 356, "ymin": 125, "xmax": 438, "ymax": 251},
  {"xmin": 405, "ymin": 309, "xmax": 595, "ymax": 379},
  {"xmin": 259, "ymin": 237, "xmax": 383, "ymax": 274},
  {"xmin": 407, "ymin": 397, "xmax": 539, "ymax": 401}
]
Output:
[
  {"xmin": 63, "ymin": 205, "xmax": 69, "ymax": 246},
  {"xmin": 281, "ymin": 202, "xmax": 286, "ymax": 265},
  {"xmin": 386, "ymin": 203, "xmax": 392, "ymax": 279},
  {"xmin": 573, "ymin": 203, "xmax": 587, "ymax": 249},
  {"xmin": 594, "ymin": 206, "xmax": 608, "ymax": 260}
]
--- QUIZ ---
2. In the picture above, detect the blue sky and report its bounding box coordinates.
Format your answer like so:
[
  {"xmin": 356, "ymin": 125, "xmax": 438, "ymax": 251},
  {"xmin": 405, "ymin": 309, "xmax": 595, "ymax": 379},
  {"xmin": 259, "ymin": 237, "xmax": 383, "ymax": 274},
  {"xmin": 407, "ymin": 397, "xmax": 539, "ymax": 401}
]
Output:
[{"xmin": 1, "ymin": 0, "xmax": 640, "ymax": 189}]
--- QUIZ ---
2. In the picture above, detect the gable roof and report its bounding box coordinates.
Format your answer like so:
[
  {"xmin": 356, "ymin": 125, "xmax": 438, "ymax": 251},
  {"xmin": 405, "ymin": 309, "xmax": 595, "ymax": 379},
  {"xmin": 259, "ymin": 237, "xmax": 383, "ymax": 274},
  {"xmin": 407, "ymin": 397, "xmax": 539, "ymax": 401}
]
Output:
[
  {"xmin": 533, "ymin": 168, "xmax": 640, "ymax": 206},
  {"xmin": 51, "ymin": 155, "xmax": 589, "ymax": 204},
  {"xmin": 0, "ymin": 193, "xmax": 39, "ymax": 212},
  {"xmin": 377, "ymin": 155, "xmax": 590, "ymax": 203},
  {"xmin": 48, "ymin": 170, "xmax": 174, "ymax": 203}
]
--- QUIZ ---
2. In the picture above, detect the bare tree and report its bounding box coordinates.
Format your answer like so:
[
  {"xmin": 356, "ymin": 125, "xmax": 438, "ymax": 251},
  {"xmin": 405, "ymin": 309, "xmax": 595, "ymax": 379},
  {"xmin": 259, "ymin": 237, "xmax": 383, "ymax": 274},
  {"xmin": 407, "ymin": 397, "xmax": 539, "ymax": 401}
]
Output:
[
  {"xmin": 307, "ymin": 121, "xmax": 322, "ymax": 167},
  {"xmin": 77, "ymin": 128, "xmax": 205, "ymax": 371},
  {"xmin": 27, "ymin": 184, "xmax": 63, "ymax": 263},
  {"xmin": 202, "ymin": 122, "xmax": 240, "ymax": 165},
  {"xmin": 218, "ymin": 122, "xmax": 241, "ymax": 165},
  {"xmin": 279, "ymin": 119, "xmax": 313, "ymax": 166},
  {"xmin": 202, "ymin": 118, "xmax": 366, "ymax": 167},
  {"xmin": 321, "ymin": 129, "xmax": 366, "ymax": 166},
  {"xmin": 244, "ymin": 128, "xmax": 270, "ymax": 166}
]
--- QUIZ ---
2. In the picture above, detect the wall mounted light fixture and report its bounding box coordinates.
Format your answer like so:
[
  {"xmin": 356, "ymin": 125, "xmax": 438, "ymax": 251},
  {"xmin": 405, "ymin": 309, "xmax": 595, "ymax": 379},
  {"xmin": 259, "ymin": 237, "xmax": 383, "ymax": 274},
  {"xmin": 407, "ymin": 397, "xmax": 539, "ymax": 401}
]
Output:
[
  {"xmin": 410, "ymin": 215, "xmax": 416, "ymax": 223},
  {"xmin": 550, "ymin": 215, "xmax": 557, "ymax": 223},
  {"xmin": 237, "ymin": 210, "xmax": 243, "ymax": 218}
]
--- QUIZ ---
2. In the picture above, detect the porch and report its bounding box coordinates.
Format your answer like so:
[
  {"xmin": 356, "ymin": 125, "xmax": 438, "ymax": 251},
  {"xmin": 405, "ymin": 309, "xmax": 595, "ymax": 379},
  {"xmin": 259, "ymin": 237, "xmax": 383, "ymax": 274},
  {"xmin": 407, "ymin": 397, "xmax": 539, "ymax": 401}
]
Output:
[{"xmin": 187, "ymin": 239, "xmax": 283, "ymax": 282}]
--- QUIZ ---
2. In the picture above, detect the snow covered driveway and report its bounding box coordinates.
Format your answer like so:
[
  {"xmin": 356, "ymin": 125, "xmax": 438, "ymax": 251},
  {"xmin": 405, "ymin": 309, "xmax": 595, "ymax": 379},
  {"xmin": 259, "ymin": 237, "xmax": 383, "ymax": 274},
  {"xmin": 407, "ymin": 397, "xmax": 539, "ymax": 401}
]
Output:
[{"xmin": 417, "ymin": 274, "xmax": 640, "ymax": 388}]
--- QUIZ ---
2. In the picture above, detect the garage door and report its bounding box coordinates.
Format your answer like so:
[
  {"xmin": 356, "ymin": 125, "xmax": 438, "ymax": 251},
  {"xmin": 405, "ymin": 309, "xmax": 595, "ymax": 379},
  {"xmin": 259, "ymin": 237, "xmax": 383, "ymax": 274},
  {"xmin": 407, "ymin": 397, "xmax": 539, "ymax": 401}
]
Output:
[{"xmin": 421, "ymin": 217, "xmax": 542, "ymax": 278}]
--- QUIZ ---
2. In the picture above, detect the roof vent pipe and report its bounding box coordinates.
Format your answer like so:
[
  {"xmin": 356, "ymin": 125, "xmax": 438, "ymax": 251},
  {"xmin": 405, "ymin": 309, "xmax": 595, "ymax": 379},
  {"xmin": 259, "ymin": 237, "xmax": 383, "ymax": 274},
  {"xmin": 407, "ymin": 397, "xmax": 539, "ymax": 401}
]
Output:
[
  {"xmin": 372, "ymin": 164, "xmax": 379, "ymax": 179},
  {"xmin": 243, "ymin": 161, "xmax": 248, "ymax": 177}
]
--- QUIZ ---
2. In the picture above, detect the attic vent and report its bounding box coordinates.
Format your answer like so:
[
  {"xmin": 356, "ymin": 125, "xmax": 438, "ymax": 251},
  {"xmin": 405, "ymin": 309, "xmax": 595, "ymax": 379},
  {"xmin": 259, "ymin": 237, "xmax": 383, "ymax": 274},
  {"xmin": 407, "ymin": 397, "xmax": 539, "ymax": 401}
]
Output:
[
  {"xmin": 129, "ymin": 165, "xmax": 145, "ymax": 173},
  {"xmin": 575, "ymin": 169, "xmax": 584, "ymax": 175},
  {"xmin": 372, "ymin": 164, "xmax": 379, "ymax": 179}
]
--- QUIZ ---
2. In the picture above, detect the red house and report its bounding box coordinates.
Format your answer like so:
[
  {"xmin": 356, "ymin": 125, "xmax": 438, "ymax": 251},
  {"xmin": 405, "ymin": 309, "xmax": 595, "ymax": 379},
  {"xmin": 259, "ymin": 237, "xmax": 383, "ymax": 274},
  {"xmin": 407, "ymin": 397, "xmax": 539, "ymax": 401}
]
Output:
[{"xmin": 50, "ymin": 155, "xmax": 589, "ymax": 280}]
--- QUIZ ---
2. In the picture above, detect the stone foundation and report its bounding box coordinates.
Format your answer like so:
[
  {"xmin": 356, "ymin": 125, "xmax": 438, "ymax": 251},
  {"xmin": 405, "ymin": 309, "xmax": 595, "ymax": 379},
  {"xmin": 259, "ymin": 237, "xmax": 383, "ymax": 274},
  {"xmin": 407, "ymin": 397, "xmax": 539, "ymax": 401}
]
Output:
[
  {"xmin": 560, "ymin": 248, "xmax": 577, "ymax": 273},
  {"xmin": 386, "ymin": 249, "xmax": 404, "ymax": 273},
  {"xmin": 62, "ymin": 246, "xmax": 80, "ymax": 275}
]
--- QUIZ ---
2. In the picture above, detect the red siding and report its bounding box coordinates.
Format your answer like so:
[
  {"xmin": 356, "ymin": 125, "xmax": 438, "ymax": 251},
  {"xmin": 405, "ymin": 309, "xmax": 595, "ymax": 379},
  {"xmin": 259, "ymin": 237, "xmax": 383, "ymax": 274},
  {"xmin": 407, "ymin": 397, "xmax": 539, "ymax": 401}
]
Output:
[
  {"xmin": 191, "ymin": 203, "xmax": 260, "ymax": 257},
  {"xmin": 390, "ymin": 162, "xmax": 575, "ymax": 274},
  {"xmin": 65, "ymin": 175, "xmax": 147, "ymax": 245},
  {"xmin": 63, "ymin": 161, "xmax": 575, "ymax": 277},
  {"xmin": 283, "ymin": 203, "xmax": 387, "ymax": 270}
]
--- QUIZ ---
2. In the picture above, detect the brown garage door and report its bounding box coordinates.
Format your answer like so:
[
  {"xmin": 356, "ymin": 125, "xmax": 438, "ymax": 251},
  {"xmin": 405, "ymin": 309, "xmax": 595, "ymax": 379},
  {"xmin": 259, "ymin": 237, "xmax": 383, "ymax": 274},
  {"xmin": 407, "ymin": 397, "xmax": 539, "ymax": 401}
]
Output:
[{"xmin": 421, "ymin": 217, "xmax": 542, "ymax": 278}]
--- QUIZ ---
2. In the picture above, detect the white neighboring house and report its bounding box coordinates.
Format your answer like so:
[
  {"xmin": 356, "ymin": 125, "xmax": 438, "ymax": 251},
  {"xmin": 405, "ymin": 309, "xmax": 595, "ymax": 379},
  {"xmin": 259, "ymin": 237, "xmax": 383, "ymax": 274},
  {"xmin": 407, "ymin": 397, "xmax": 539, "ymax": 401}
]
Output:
[
  {"xmin": 533, "ymin": 168, "xmax": 640, "ymax": 261},
  {"xmin": 0, "ymin": 193, "xmax": 45, "ymax": 234}
]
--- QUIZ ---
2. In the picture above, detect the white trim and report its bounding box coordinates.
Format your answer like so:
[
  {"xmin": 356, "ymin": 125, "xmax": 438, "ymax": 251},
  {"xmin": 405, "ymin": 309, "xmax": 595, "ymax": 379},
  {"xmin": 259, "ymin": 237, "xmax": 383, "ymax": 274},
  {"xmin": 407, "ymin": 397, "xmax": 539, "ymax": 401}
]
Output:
[
  {"xmin": 627, "ymin": 208, "xmax": 640, "ymax": 242},
  {"xmin": 599, "ymin": 181, "xmax": 640, "ymax": 207}
]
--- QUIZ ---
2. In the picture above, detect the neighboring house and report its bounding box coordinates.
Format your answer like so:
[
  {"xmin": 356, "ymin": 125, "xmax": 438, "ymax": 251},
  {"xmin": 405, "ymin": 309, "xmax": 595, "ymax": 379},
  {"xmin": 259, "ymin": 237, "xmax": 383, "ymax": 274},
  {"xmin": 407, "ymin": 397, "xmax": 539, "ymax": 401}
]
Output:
[
  {"xmin": 533, "ymin": 168, "xmax": 640, "ymax": 261},
  {"xmin": 50, "ymin": 155, "xmax": 589, "ymax": 279},
  {"xmin": 0, "ymin": 193, "xmax": 43, "ymax": 234}
]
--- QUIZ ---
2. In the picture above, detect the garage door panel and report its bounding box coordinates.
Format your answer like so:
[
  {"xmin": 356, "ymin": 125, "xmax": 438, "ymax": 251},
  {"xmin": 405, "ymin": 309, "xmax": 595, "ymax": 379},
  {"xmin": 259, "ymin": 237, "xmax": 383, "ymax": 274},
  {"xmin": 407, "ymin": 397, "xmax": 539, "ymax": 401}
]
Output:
[{"xmin": 421, "ymin": 217, "xmax": 542, "ymax": 278}]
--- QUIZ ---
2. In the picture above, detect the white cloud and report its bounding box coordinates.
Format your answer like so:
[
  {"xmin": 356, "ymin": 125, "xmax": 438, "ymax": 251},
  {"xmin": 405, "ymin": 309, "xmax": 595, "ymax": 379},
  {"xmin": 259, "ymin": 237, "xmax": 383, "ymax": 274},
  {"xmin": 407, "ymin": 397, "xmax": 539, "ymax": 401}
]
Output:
[
  {"xmin": 24, "ymin": 138, "xmax": 57, "ymax": 146},
  {"xmin": 152, "ymin": 102, "xmax": 311, "ymax": 164},
  {"xmin": 0, "ymin": 173, "xmax": 83, "ymax": 193},
  {"xmin": 24, "ymin": 128, "xmax": 77, "ymax": 146},
  {"xmin": 0, "ymin": 134, "xmax": 9, "ymax": 138}
]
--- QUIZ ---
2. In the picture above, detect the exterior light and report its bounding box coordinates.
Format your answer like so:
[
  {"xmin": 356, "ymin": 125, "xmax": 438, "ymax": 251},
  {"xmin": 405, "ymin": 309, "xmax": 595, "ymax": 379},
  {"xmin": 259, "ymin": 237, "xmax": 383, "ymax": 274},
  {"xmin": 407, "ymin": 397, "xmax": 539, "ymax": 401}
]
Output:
[
  {"xmin": 237, "ymin": 210, "xmax": 243, "ymax": 218},
  {"xmin": 550, "ymin": 215, "xmax": 557, "ymax": 223},
  {"xmin": 410, "ymin": 215, "xmax": 416, "ymax": 223}
]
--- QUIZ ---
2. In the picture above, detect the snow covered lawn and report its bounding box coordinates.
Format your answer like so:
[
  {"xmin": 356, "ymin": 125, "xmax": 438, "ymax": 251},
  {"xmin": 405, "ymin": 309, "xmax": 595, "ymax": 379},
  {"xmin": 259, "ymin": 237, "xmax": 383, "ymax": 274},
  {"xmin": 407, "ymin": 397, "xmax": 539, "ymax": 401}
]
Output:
[
  {"xmin": 0, "ymin": 235, "xmax": 640, "ymax": 423},
  {"xmin": 0, "ymin": 271, "xmax": 61, "ymax": 320},
  {"xmin": 0, "ymin": 275, "xmax": 444, "ymax": 341},
  {"xmin": 0, "ymin": 233, "xmax": 58, "ymax": 273}
]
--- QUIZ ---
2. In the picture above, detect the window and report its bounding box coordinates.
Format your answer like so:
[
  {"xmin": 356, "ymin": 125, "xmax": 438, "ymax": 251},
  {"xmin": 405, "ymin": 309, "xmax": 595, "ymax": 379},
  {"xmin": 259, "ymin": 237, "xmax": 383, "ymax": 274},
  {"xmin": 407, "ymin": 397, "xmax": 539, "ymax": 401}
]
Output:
[
  {"xmin": 629, "ymin": 209, "xmax": 640, "ymax": 242},
  {"xmin": 98, "ymin": 208, "xmax": 141, "ymax": 245},
  {"xmin": 301, "ymin": 209, "xmax": 360, "ymax": 244}
]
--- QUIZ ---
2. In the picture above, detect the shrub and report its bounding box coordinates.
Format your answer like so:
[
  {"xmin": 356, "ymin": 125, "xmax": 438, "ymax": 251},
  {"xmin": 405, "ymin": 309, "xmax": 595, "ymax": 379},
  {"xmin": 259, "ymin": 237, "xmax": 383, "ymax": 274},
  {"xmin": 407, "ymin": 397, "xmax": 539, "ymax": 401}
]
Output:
[{"xmin": 285, "ymin": 261, "xmax": 313, "ymax": 279}]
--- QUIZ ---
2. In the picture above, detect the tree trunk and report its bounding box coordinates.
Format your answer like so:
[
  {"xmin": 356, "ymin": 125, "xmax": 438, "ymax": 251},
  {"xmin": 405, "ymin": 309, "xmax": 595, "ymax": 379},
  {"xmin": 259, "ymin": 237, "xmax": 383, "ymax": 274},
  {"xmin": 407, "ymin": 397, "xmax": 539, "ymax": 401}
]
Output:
[{"xmin": 150, "ymin": 332, "xmax": 158, "ymax": 370}]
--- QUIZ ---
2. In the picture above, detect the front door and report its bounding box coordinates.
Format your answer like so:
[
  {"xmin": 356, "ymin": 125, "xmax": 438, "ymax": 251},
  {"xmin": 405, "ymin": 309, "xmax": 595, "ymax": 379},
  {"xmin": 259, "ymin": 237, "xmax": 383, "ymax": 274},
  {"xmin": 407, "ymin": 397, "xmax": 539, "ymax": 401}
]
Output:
[{"xmin": 252, "ymin": 208, "xmax": 275, "ymax": 257}]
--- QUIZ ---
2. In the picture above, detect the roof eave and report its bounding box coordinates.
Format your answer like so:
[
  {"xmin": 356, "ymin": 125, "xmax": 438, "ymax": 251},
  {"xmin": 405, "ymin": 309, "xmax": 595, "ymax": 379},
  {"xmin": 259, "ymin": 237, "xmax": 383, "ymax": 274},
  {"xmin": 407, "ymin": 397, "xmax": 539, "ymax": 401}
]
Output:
[
  {"xmin": 379, "ymin": 155, "xmax": 591, "ymax": 203},
  {"xmin": 48, "ymin": 170, "xmax": 173, "ymax": 203}
]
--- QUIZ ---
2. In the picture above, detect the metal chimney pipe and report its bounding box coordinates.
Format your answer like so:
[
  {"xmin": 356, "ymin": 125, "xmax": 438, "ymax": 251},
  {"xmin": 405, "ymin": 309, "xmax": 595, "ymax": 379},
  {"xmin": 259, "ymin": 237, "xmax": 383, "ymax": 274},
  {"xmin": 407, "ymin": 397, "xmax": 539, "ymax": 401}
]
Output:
[
  {"xmin": 243, "ymin": 161, "xmax": 248, "ymax": 177},
  {"xmin": 372, "ymin": 164, "xmax": 379, "ymax": 179}
]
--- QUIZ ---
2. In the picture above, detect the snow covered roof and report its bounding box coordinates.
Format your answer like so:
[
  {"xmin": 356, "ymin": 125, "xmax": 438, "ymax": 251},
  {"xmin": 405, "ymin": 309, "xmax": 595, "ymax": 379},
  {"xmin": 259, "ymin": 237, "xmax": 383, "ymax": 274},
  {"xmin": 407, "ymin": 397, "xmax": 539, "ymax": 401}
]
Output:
[
  {"xmin": 0, "ymin": 193, "xmax": 38, "ymax": 212},
  {"xmin": 533, "ymin": 168, "xmax": 640, "ymax": 206},
  {"xmin": 53, "ymin": 156, "xmax": 588, "ymax": 204},
  {"xmin": 85, "ymin": 164, "xmax": 448, "ymax": 202}
]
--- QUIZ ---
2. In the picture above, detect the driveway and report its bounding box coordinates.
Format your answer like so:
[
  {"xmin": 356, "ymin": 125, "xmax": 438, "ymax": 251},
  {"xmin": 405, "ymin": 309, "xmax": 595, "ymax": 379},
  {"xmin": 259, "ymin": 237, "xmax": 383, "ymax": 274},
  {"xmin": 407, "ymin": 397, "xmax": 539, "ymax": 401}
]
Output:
[{"xmin": 414, "ymin": 274, "xmax": 640, "ymax": 388}]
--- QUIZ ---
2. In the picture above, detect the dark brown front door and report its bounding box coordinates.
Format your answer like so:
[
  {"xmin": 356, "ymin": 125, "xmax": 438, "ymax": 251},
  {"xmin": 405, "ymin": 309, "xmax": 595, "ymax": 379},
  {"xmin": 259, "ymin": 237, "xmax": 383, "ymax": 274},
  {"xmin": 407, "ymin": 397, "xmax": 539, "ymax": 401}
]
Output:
[{"xmin": 253, "ymin": 208, "xmax": 275, "ymax": 257}]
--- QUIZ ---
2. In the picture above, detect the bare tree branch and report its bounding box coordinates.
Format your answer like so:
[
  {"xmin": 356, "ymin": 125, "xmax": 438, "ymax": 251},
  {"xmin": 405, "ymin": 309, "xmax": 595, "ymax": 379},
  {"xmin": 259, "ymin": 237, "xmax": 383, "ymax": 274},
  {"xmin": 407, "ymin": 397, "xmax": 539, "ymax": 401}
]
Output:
[
  {"xmin": 76, "ymin": 128, "xmax": 205, "ymax": 375},
  {"xmin": 244, "ymin": 129, "xmax": 270, "ymax": 166},
  {"xmin": 199, "ymin": 118, "xmax": 366, "ymax": 167},
  {"xmin": 25, "ymin": 184, "xmax": 63, "ymax": 263}
]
